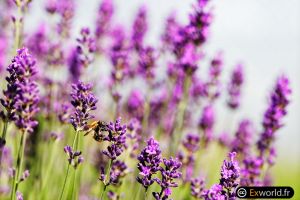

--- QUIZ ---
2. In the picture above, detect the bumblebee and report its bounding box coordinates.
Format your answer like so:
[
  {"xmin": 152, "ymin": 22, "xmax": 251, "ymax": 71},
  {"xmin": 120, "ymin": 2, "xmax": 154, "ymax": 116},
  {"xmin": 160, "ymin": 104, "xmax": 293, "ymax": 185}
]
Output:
[{"xmin": 85, "ymin": 120, "xmax": 108, "ymax": 142}]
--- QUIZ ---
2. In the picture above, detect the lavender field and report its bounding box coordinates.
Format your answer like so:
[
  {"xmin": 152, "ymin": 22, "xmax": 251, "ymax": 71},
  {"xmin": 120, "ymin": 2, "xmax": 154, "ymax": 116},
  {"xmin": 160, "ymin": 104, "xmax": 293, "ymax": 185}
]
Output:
[{"xmin": 0, "ymin": 0, "xmax": 299, "ymax": 199}]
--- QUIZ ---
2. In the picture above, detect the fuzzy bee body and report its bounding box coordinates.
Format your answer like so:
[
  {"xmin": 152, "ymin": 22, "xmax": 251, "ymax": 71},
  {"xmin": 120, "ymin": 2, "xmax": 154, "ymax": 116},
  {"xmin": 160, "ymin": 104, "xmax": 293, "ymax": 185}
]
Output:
[{"xmin": 85, "ymin": 120, "xmax": 108, "ymax": 142}]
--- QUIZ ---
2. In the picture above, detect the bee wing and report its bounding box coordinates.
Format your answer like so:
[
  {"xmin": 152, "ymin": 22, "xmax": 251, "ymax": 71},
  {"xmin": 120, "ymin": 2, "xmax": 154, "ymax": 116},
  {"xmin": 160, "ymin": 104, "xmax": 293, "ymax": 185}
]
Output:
[{"xmin": 84, "ymin": 120, "xmax": 99, "ymax": 136}]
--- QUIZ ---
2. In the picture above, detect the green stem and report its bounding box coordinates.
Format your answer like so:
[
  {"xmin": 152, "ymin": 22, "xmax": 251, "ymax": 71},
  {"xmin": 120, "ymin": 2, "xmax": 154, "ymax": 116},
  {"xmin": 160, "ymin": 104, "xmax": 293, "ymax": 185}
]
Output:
[
  {"xmin": 1, "ymin": 119, "xmax": 8, "ymax": 139},
  {"xmin": 100, "ymin": 159, "xmax": 113, "ymax": 200},
  {"xmin": 59, "ymin": 131, "xmax": 79, "ymax": 200},
  {"xmin": 59, "ymin": 164, "xmax": 71, "ymax": 200},
  {"xmin": 71, "ymin": 132, "xmax": 80, "ymax": 200},
  {"xmin": 14, "ymin": 0, "xmax": 23, "ymax": 51},
  {"xmin": 71, "ymin": 168, "xmax": 77, "ymax": 200},
  {"xmin": 10, "ymin": 131, "xmax": 27, "ymax": 200},
  {"xmin": 0, "ymin": 119, "xmax": 8, "ymax": 166}
]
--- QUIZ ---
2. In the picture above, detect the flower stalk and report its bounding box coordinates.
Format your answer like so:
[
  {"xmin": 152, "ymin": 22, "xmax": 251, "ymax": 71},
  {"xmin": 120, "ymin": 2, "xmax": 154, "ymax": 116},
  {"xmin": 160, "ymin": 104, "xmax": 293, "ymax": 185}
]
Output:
[
  {"xmin": 59, "ymin": 130, "xmax": 79, "ymax": 200},
  {"xmin": 10, "ymin": 131, "xmax": 27, "ymax": 200}
]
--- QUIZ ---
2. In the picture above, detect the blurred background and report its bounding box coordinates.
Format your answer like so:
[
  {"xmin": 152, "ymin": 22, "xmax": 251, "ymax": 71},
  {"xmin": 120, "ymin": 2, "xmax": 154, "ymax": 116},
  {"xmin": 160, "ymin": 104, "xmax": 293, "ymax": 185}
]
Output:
[{"xmin": 26, "ymin": 0, "xmax": 300, "ymax": 193}]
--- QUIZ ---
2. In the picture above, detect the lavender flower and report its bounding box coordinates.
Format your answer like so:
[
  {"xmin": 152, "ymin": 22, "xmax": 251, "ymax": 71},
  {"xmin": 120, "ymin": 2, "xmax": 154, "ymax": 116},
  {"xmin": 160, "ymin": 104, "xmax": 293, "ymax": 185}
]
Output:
[
  {"xmin": 187, "ymin": 0, "xmax": 212, "ymax": 46},
  {"xmin": 107, "ymin": 191, "xmax": 118, "ymax": 200},
  {"xmin": 26, "ymin": 25, "xmax": 49, "ymax": 59},
  {"xmin": 149, "ymin": 89, "xmax": 167, "ymax": 125},
  {"xmin": 127, "ymin": 118, "xmax": 142, "ymax": 158},
  {"xmin": 46, "ymin": 43, "xmax": 65, "ymax": 66},
  {"xmin": 180, "ymin": 134, "xmax": 200, "ymax": 181},
  {"xmin": 76, "ymin": 27, "xmax": 96, "ymax": 67},
  {"xmin": 70, "ymin": 81, "xmax": 98, "ymax": 132},
  {"xmin": 95, "ymin": 0, "xmax": 114, "ymax": 51},
  {"xmin": 1, "ymin": 48, "xmax": 39, "ymax": 133},
  {"xmin": 54, "ymin": 0, "xmax": 75, "ymax": 38},
  {"xmin": 64, "ymin": 145, "xmax": 84, "ymax": 169},
  {"xmin": 57, "ymin": 103, "xmax": 71, "ymax": 124},
  {"xmin": 218, "ymin": 132, "xmax": 232, "ymax": 148},
  {"xmin": 131, "ymin": 6, "xmax": 148, "ymax": 50},
  {"xmin": 138, "ymin": 46, "xmax": 156, "ymax": 80},
  {"xmin": 198, "ymin": 105, "xmax": 215, "ymax": 145},
  {"xmin": 45, "ymin": 0, "xmax": 57, "ymax": 14},
  {"xmin": 231, "ymin": 120, "xmax": 254, "ymax": 157},
  {"xmin": 137, "ymin": 137, "xmax": 162, "ymax": 189},
  {"xmin": 153, "ymin": 157, "xmax": 182, "ymax": 200},
  {"xmin": 191, "ymin": 76, "xmax": 208, "ymax": 100},
  {"xmin": 220, "ymin": 152, "xmax": 240, "ymax": 198},
  {"xmin": 227, "ymin": 64, "xmax": 244, "ymax": 109},
  {"xmin": 16, "ymin": 191, "xmax": 23, "ymax": 200},
  {"xmin": 190, "ymin": 177, "xmax": 205, "ymax": 199},
  {"xmin": 19, "ymin": 170, "xmax": 30, "ymax": 182},
  {"xmin": 183, "ymin": 133, "xmax": 200, "ymax": 153},
  {"xmin": 109, "ymin": 26, "xmax": 130, "ymax": 83},
  {"xmin": 161, "ymin": 13, "xmax": 179, "ymax": 51},
  {"xmin": 202, "ymin": 184, "xmax": 225, "ymax": 200},
  {"xmin": 257, "ymin": 75, "xmax": 291, "ymax": 157},
  {"xmin": 240, "ymin": 155, "xmax": 263, "ymax": 186},
  {"xmin": 206, "ymin": 53, "xmax": 223, "ymax": 100},
  {"xmin": 178, "ymin": 43, "xmax": 201, "ymax": 75},
  {"xmin": 102, "ymin": 117, "xmax": 127, "ymax": 160},
  {"xmin": 100, "ymin": 160, "xmax": 127, "ymax": 186},
  {"xmin": 68, "ymin": 47, "xmax": 82, "ymax": 82},
  {"xmin": 126, "ymin": 89, "xmax": 145, "ymax": 121}
]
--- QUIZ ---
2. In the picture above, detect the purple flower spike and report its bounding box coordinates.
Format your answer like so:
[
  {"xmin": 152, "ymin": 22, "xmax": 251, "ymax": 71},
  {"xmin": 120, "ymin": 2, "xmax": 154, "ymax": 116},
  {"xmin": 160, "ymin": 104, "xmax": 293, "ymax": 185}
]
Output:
[
  {"xmin": 183, "ymin": 133, "xmax": 200, "ymax": 153},
  {"xmin": 109, "ymin": 160, "xmax": 127, "ymax": 185},
  {"xmin": 102, "ymin": 117, "xmax": 127, "ymax": 160},
  {"xmin": 202, "ymin": 184, "xmax": 225, "ymax": 200},
  {"xmin": 26, "ymin": 25, "xmax": 50, "ymax": 59},
  {"xmin": 231, "ymin": 119, "xmax": 254, "ymax": 157},
  {"xmin": 19, "ymin": 170, "xmax": 30, "ymax": 182},
  {"xmin": 127, "ymin": 118, "xmax": 142, "ymax": 158},
  {"xmin": 240, "ymin": 155, "xmax": 263, "ymax": 186},
  {"xmin": 187, "ymin": 0, "xmax": 213, "ymax": 46},
  {"xmin": 70, "ymin": 81, "xmax": 98, "ymax": 132},
  {"xmin": 109, "ymin": 26, "xmax": 130, "ymax": 83},
  {"xmin": 95, "ymin": 0, "xmax": 114, "ymax": 48},
  {"xmin": 137, "ymin": 137, "xmax": 162, "ymax": 189},
  {"xmin": 54, "ymin": 0, "xmax": 75, "ymax": 38},
  {"xmin": 161, "ymin": 13, "xmax": 179, "ymax": 51},
  {"xmin": 126, "ymin": 89, "xmax": 145, "ymax": 120},
  {"xmin": 206, "ymin": 53, "xmax": 223, "ymax": 100},
  {"xmin": 64, "ymin": 145, "xmax": 83, "ymax": 169},
  {"xmin": 131, "ymin": 6, "xmax": 148, "ymax": 50},
  {"xmin": 57, "ymin": 103, "xmax": 71, "ymax": 124},
  {"xmin": 191, "ymin": 177, "xmax": 205, "ymax": 199},
  {"xmin": 16, "ymin": 191, "xmax": 23, "ymax": 200},
  {"xmin": 138, "ymin": 46, "xmax": 156, "ymax": 80},
  {"xmin": 179, "ymin": 43, "xmax": 201, "ymax": 75},
  {"xmin": 227, "ymin": 64, "xmax": 244, "ymax": 109},
  {"xmin": 180, "ymin": 134, "xmax": 201, "ymax": 182},
  {"xmin": 68, "ymin": 47, "xmax": 82, "ymax": 82},
  {"xmin": 198, "ymin": 105, "xmax": 215, "ymax": 145},
  {"xmin": 1, "ymin": 48, "xmax": 39, "ymax": 133},
  {"xmin": 257, "ymin": 75, "xmax": 291, "ymax": 158},
  {"xmin": 153, "ymin": 157, "xmax": 182, "ymax": 200},
  {"xmin": 76, "ymin": 27, "xmax": 96, "ymax": 67},
  {"xmin": 220, "ymin": 152, "xmax": 240, "ymax": 198}
]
